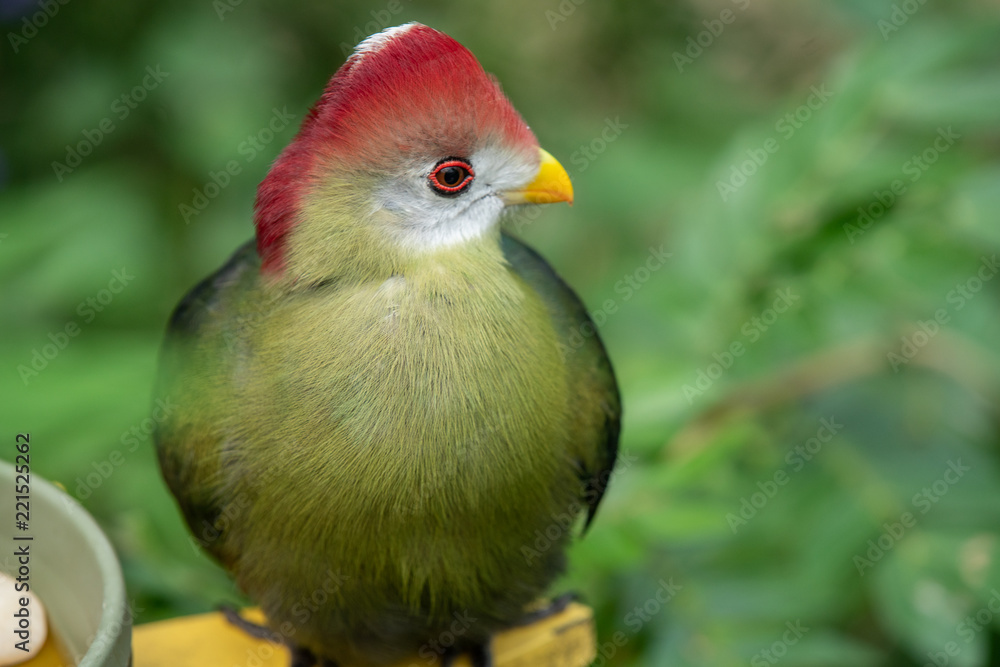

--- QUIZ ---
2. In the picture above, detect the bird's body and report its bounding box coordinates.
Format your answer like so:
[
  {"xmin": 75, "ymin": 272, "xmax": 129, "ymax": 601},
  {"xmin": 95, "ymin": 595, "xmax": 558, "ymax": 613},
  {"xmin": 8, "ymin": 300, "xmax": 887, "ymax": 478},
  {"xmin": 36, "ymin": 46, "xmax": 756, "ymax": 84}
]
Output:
[{"xmin": 155, "ymin": 23, "xmax": 619, "ymax": 666}]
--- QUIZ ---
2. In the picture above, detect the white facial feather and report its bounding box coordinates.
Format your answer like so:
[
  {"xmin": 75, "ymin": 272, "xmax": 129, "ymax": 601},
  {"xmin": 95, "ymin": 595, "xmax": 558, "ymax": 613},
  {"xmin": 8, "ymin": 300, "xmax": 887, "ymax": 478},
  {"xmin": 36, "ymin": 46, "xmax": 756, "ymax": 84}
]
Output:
[{"xmin": 374, "ymin": 145, "xmax": 538, "ymax": 253}]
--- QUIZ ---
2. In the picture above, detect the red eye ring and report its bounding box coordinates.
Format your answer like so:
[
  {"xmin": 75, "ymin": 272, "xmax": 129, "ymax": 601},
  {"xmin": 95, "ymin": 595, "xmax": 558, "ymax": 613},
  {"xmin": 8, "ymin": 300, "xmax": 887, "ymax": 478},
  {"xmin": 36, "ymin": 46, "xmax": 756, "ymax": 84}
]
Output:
[{"xmin": 429, "ymin": 159, "xmax": 475, "ymax": 196}]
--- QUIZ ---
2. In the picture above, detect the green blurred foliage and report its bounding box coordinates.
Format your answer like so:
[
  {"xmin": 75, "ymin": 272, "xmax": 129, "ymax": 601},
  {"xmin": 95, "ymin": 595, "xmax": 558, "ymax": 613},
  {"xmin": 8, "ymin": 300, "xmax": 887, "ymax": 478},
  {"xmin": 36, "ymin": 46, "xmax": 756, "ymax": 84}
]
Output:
[{"xmin": 2, "ymin": 0, "xmax": 1000, "ymax": 665}]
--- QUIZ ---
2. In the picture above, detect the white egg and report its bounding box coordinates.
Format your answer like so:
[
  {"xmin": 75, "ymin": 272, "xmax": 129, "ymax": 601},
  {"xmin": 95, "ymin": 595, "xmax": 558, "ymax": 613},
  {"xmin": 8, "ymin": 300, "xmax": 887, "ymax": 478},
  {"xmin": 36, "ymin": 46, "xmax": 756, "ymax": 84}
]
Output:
[{"xmin": 0, "ymin": 571, "xmax": 48, "ymax": 666}]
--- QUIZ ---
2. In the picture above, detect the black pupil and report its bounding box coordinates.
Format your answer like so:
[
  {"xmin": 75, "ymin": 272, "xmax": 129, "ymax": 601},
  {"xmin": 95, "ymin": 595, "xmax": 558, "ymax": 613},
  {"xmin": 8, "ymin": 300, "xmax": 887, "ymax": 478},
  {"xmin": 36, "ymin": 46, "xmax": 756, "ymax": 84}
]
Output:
[{"xmin": 440, "ymin": 166, "xmax": 463, "ymax": 186}]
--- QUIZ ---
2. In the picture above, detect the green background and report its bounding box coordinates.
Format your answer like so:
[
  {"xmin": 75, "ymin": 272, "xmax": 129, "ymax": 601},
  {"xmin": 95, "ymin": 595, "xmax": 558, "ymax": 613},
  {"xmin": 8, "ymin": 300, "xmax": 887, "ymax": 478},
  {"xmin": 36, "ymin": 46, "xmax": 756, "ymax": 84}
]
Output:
[{"xmin": 3, "ymin": 1, "xmax": 1000, "ymax": 665}]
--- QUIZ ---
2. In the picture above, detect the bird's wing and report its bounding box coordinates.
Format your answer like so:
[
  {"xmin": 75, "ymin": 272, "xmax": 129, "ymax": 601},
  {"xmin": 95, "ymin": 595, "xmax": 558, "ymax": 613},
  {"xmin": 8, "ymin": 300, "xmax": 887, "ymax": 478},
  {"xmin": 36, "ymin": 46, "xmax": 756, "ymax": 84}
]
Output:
[
  {"xmin": 501, "ymin": 232, "xmax": 621, "ymax": 530},
  {"xmin": 153, "ymin": 240, "xmax": 260, "ymax": 567}
]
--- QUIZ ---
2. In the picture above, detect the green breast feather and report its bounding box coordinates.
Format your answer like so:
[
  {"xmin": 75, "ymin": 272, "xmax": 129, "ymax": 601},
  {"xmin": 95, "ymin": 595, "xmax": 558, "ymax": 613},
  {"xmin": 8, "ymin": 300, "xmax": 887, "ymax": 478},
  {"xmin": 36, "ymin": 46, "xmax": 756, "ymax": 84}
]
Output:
[{"xmin": 154, "ymin": 231, "xmax": 620, "ymax": 652}]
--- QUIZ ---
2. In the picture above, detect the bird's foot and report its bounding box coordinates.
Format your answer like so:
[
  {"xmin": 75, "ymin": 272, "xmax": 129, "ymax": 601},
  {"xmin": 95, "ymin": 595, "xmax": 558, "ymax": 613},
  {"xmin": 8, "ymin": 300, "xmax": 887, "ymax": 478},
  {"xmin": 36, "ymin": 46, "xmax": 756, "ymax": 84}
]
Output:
[
  {"xmin": 442, "ymin": 642, "xmax": 493, "ymax": 667},
  {"xmin": 219, "ymin": 604, "xmax": 280, "ymax": 642},
  {"xmin": 290, "ymin": 645, "xmax": 318, "ymax": 667},
  {"xmin": 289, "ymin": 644, "xmax": 339, "ymax": 667},
  {"xmin": 219, "ymin": 605, "xmax": 336, "ymax": 667},
  {"xmin": 516, "ymin": 591, "xmax": 579, "ymax": 626}
]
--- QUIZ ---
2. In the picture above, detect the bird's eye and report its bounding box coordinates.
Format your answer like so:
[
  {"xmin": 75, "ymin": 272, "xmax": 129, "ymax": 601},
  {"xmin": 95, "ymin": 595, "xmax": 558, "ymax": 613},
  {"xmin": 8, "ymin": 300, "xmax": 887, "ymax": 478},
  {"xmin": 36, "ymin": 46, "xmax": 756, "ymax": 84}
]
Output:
[{"xmin": 429, "ymin": 159, "xmax": 474, "ymax": 196}]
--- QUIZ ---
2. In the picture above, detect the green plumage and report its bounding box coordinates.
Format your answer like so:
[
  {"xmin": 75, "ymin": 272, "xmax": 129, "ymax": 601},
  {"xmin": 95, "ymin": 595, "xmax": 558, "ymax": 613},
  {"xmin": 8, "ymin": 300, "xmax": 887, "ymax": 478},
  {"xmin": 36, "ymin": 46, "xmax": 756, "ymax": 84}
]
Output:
[{"xmin": 155, "ymin": 228, "xmax": 619, "ymax": 664}]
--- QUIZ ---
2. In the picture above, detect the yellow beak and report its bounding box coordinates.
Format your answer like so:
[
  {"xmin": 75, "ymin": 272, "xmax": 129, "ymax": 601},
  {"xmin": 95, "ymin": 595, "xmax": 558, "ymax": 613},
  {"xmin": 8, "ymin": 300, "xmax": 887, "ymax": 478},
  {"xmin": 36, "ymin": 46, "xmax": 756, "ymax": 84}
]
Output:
[{"xmin": 502, "ymin": 148, "xmax": 574, "ymax": 206}]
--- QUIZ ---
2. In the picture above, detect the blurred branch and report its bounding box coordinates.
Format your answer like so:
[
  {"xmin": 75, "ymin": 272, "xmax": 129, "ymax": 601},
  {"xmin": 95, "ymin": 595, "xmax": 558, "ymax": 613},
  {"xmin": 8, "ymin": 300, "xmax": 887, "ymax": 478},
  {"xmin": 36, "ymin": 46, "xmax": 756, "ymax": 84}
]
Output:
[{"xmin": 667, "ymin": 329, "xmax": 1000, "ymax": 459}]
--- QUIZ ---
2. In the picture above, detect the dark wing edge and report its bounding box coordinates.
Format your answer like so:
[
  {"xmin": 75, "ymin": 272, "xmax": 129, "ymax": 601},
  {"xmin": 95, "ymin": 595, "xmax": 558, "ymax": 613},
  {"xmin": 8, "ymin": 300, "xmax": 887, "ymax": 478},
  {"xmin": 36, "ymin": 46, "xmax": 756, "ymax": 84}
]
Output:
[
  {"xmin": 500, "ymin": 232, "xmax": 622, "ymax": 533},
  {"xmin": 165, "ymin": 239, "xmax": 259, "ymax": 337},
  {"xmin": 153, "ymin": 239, "xmax": 260, "ymax": 566},
  {"xmin": 582, "ymin": 403, "xmax": 621, "ymax": 532}
]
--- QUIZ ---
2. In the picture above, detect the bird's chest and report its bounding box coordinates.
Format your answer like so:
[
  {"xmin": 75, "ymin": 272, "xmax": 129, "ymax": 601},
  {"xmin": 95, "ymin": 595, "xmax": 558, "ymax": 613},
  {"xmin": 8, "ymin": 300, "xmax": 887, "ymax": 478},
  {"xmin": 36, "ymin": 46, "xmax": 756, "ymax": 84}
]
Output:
[
  {"xmin": 237, "ymin": 270, "xmax": 576, "ymax": 600},
  {"xmin": 260, "ymin": 270, "xmax": 570, "ymax": 479}
]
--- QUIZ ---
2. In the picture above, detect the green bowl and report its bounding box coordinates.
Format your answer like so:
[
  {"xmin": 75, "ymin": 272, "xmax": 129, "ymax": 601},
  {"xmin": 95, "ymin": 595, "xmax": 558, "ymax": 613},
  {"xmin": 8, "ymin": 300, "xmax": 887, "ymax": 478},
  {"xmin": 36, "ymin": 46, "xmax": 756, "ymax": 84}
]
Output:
[{"xmin": 0, "ymin": 458, "xmax": 131, "ymax": 666}]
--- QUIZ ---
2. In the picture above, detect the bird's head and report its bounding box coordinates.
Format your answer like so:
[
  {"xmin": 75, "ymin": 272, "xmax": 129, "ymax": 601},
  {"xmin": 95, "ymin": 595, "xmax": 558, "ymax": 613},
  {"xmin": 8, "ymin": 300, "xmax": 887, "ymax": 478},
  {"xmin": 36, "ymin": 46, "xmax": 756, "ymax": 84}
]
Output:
[{"xmin": 254, "ymin": 22, "xmax": 573, "ymax": 282}]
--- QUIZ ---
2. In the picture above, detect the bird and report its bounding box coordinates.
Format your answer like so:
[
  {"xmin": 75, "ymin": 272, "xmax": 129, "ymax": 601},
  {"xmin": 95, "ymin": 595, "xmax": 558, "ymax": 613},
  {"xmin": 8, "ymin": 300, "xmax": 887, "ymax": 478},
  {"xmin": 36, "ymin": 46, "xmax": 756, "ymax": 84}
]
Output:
[{"xmin": 154, "ymin": 22, "xmax": 620, "ymax": 667}]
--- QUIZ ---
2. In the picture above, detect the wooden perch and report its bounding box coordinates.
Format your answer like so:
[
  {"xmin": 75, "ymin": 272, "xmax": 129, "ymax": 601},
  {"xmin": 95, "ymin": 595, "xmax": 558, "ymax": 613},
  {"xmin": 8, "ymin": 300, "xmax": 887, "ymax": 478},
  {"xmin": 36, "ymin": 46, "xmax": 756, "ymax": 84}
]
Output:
[{"xmin": 130, "ymin": 604, "xmax": 596, "ymax": 667}]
